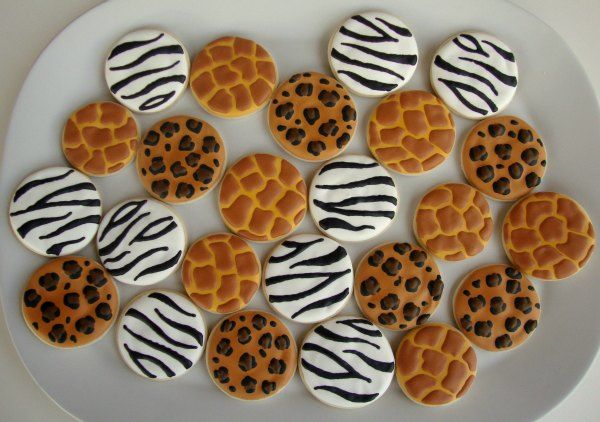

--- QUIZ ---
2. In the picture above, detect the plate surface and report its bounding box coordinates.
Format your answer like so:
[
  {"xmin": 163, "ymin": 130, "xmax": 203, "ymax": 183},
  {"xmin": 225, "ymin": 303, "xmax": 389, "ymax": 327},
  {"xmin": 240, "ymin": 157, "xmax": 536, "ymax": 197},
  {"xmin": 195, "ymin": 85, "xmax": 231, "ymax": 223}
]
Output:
[{"xmin": 1, "ymin": 0, "xmax": 599, "ymax": 420}]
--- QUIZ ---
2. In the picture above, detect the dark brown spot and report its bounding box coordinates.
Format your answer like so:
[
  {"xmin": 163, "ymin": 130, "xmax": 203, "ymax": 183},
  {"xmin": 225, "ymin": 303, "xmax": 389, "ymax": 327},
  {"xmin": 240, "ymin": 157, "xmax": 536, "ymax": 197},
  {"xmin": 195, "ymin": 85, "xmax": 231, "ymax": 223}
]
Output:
[
  {"xmin": 75, "ymin": 316, "xmax": 95, "ymax": 335},
  {"xmin": 258, "ymin": 333, "xmax": 272, "ymax": 349},
  {"xmin": 202, "ymin": 136, "xmax": 219, "ymax": 153},
  {"xmin": 307, "ymin": 140, "xmax": 326, "ymax": 156},
  {"xmin": 186, "ymin": 119, "xmax": 202, "ymax": 134},
  {"xmin": 360, "ymin": 277, "xmax": 380, "ymax": 296},
  {"xmin": 213, "ymin": 366, "xmax": 229, "ymax": 383},
  {"xmin": 268, "ymin": 358, "xmax": 287, "ymax": 374},
  {"xmin": 486, "ymin": 273, "xmax": 502, "ymax": 287},
  {"xmin": 216, "ymin": 338, "xmax": 233, "ymax": 356},
  {"xmin": 382, "ymin": 257, "xmax": 401, "ymax": 276},
  {"xmin": 524, "ymin": 319, "xmax": 537, "ymax": 334},
  {"xmin": 285, "ymin": 128, "xmax": 305, "ymax": 146},
  {"xmin": 63, "ymin": 292, "xmax": 80, "ymax": 309},
  {"xmin": 405, "ymin": 277, "xmax": 421, "ymax": 292},
  {"xmin": 494, "ymin": 144, "xmax": 512, "ymax": 160},
  {"xmin": 275, "ymin": 335, "xmax": 290, "ymax": 350},
  {"xmin": 517, "ymin": 129, "xmax": 533, "ymax": 143},
  {"xmin": 393, "ymin": 243, "xmax": 411, "ymax": 255},
  {"xmin": 515, "ymin": 297, "xmax": 533, "ymax": 314},
  {"xmin": 48, "ymin": 324, "xmax": 67, "ymax": 343},
  {"xmin": 493, "ymin": 178, "xmax": 511, "ymax": 195},
  {"xmin": 40, "ymin": 301, "xmax": 60, "ymax": 323},
  {"xmin": 276, "ymin": 102, "xmax": 294, "ymax": 120},
  {"xmin": 469, "ymin": 145, "xmax": 488, "ymax": 161},
  {"xmin": 336, "ymin": 133, "xmax": 351, "ymax": 149},
  {"xmin": 95, "ymin": 302, "xmax": 112, "ymax": 321},
  {"xmin": 160, "ymin": 121, "xmax": 180, "ymax": 137},
  {"xmin": 495, "ymin": 334, "xmax": 513, "ymax": 349},
  {"xmin": 488, "ymin": 123, "xmax": 505, "ymax": 137},
  {"xmin": 86, "ymin": 269, "xmax": 107, "ymax": 287},
  {"xmin": 468, "ymin": 295, "xmax": 486, "ymax": 312},
  {"xmin": 380, "ymin": 293, "xmax": 399, "ymax": 310},
  {"xmin": 237, "ymin": 327, "xmax": 252, "ymax": 344},
  {"xmin": 143, "ymin": 130, "xmax": 160, "ymax": 146},
  {"xmin": 318, "ymin": 119, "xmax": 339, "ymax": 137},
  {"xmin": 170, "ymin": 161, "xmax": 187, "ymax": 178},
  {"xmin": 252, "ymin": 314, "xmax": 267, "ymax": 330},
  {"xmin": 318, "ymin": 90, "xmax": 340, "ymax": 107},
  {"xmin": 62, "ymin": 260, "xmax": 83, "ymax": 279},
  {"xmin": 368, "ymin": 250, "xmax": 383, "ymax": 266},
  {"xmin": 238, "ymin": 353, "xmax": 257, "ymax": 372},
  {"xmin": 525, "ymin": 172, "xmax": 541, "ymax": 188},
  {"xmin": 220, "ymin": 319, "xmax": 235, "ymax": 332},
  {"xmin": 261, "ymin": 380, "xmax": 277, "ymax": 395},
  {"xmin": 521, "ymin": 148, "xmax": 539, "ymax": 166},
  {"xmin": 303, "ymin": 107, "xmax": 320, "ymax": 125},
  {"xmin": 474, "ymin": 320, "xmax": 492, "ymax": 337},
  {"xmin": 403, "ymin": 302, "xmax": 420, "ymax": 321},
  {"xmin": 476, "ymin": 165, "xmax": 494, "ymax": 182},
  {"xmin": 241, "ymin": 376, "xmax": 257, "ymax": 393},
  {"xmin": 23, "ymin": 289, "xmax": 41, "ymax": 308},
  {"xmin": 416, "ymin": 313, "xmax": 430, "ymax": 325},
  {"xmin": 505, "ymin": 317, "xmax": 521, "ymax": 332},
  {"xmin": 506, "ymin": 279, "xmax": 522, "ymax": 294},
  {"xmin": 175, "ymin": 183, "xmax": 194, "ymax": 199},
  {"xmin": 193, "ymin": 164, "xmax": 214, "ymax": 184},
  {"xmin": 460, "ymin": 314, "xmax": 472, "ymax": 332},
  {"xmin": 185, "ymin": 152, "xmax": 201, "ymax": 167},
  {"xmin": 409, "ymin": 250, "xmax": 427, "ymax": 267},
  {"xmin": 508, "ymin": 162, "xmax": 523, "ymax": 179},
  {"xmin": 378, "ymin": 313, "xmax": 396, "ymax": 325},
  {"xmin": 490, "ymin": 296, "xmax": 507, "ymax": 315},
  {"xmin": 178, "ymin": 135, "xmax": 195, "ymax": 151},
  {"xmin": 427, "ymin": 276, "xmax": 444, "ymax": 301},
  {"xmin": 342, "ymin": 105, "xmax": 356, "ymax": 122},
  {"xmin": 295, "ymin": 83, "xmax": 313, "ymax": 96}
]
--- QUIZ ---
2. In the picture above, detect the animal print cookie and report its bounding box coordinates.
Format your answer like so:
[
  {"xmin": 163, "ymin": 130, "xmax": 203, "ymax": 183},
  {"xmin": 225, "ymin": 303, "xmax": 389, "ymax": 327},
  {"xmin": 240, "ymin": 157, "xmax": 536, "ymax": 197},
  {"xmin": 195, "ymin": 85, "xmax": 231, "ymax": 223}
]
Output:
[
  {"xmin": 396, "ymin": 323, "xmax": 477, "ymax": 406},
  {"xmin": 502, "ymin": 192, "xmax": 595, "ymax": 280},
  {"xmin": 219, "ymin": 153, "xmax": 307, "ymax": 242},
  {"xmin": 414, "ymin": 183, "xmax": 493, "ymax": 261},
  {"xmin": 22, "ymin": 256, "xmax": 118, "ymax": 348},
  {"xmin": 367, "ymin": 91, "xmax": 456, "ymax": 174},
  {"xmin": 462, "ymin": 116, "xmax": 547, "ymax": 201},
  {"xmin": 182, "ymin": 233, "xmax": 261, "ymax": 314},
  {"xmin": 263, "ymin": 234, "xmax": 353, "ymax": 323},
  {"xmin": 62, "ymin": 102, "xmax": 138, "ymax": 176},
  {"xmin": 206, "ymin": 310, "xmax": 297, "ymax": 400},
  {"xmin": 355, "ymin": 242, "xmax": 444, "ymax": 331},
  {"xmin": 454, "ymin": 265, "xmax": 541, "ymax": 351},
  {"xmin": 268, "ymin": 72, "xmax": 357, "ymax": 161},
  {"xmin": 190, "ymin": 36, "xmax": 278, "ymax": 118}
]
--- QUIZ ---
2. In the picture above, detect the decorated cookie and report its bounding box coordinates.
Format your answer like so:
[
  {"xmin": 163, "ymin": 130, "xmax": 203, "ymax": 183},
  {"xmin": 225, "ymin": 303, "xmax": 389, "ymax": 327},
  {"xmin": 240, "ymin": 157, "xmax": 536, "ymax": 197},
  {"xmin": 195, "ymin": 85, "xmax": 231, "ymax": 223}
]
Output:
[
  {"xmin": 62, "ymin": 102, "xmax": 138, "ymax": 176},
  {"xmin": 355, "ymin": 242, "xmax": 444, "ymax": 330},
  {"xmin": 396, "ymin": 323, "xmax": 477, "ymax": 406},
  {"xmin": 9, "ymin": 167, "xmax": 102, "ymax": 257},
  {"xmin": 431, "ymin": 32, "xmax": 518, "ymax": 119},
  {"xmin": 454, "ymin": 264, "xmax": 541, "ymax": 351},
  {"xmin": 367, "ymin": 91, "xmax": 456, "ymax": 174},
  {"xmin": 263, "ymin": 234, "xmax": 353, "ymax": 323},
  {"xmin": 328, "ymin": 12, "xmax": 418, "ymax": 97},
  {"xmin": 96, "ymin": 198, "xmax": 186, "ymax": 285},
  {"xmin": 414, "ymin": 183, "xmax": 493, "ymax": 261},
  {"xmin": 117, "ymin": 290, "xmax": 206, "ymax": 380},
  {"xmin": 22, "ymin": 256, "xmax": 118, "ymax": 348},
  {"xmin": 105, "ymin": 29, "xmax": 189, "ymax": 113},
  {"xmin": 299, "ymin": 316, "xmax": 395, "ymax": 409},
  {"xmin": 268, "ymin": 72, "xmax": 357, "ymax": 161},
  {"xmin": 190, "ymin": 36, "xmax": 278, "ymax": 118},
  {"xmin": 219, "ymin": 153, "xmax": 307, "ymax": 242},
  {"xmin": 182, "ymin": 233, "xmax": 261, "ymax": 313},
  {"xmin": 137, "ymin": 116, "xmax": 226, "ymax": 203},
  {"xmin": 206, "ymin": 310, "xmax": 297, "ymax": 400},
  {"xmin": 502, "ymin": 192, "xmax": 595, "ymax": 280},
  {"xmin": 309, "ymin": 155, "xmax": 398, "ymax": 242}
]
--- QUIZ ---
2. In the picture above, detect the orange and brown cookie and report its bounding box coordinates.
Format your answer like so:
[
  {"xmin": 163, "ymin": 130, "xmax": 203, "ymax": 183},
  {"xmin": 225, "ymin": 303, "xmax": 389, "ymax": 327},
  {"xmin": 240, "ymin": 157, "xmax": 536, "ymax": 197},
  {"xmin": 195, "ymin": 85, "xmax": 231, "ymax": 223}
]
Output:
[
  {"xmin": 22, "ymin": 256, "xmax": 118, "ymax": 348},
  {"xmin": 137, "ymin": 116, "xmax": 226, "ymax": 203},
  {"xmin": 218, "ymin": 153, "xmax": 307, "ymax": 242},
  {"xmin": 268, "ymin": 72, "xmax": 357, "ymax": 161},
  {"xmin": 206, "ymin": 310, "xmax": 297, "ymax": 400},
  {"xmin": 502, "ymin": 192, "xmax": 595, "ymax": 280},
  {"xmin": 355, "ymin": 242, "xmax": 444, "ymax": 331},
  {"xmin": 190, "ymin": 36, "xmax": 277, "ymax": 118},
  {"xmin": 182, "ymin": 233, "xmax": 261, "ymax": 314},
  {"xmin": 62, "ymin": 102, "xmax": 138, "ymax": 176},
  {"xmin": 367, "ymin": 91, "xmax": 455, "ymax": 175},
  {"xmin": 396, "ymin": 323, "xmax": 477, "ymax": 406},
  {"xmin": 414, "ymin": 183, "xmax": 493, "ymax": 261}
]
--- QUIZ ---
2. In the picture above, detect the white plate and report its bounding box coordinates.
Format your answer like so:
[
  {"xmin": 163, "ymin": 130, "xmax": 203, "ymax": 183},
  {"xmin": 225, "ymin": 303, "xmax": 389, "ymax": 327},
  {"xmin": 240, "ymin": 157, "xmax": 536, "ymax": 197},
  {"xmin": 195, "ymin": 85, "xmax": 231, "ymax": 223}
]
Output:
[{"xmin": 1, "ymin": 0, "xmax": 599, "ymax": 420}]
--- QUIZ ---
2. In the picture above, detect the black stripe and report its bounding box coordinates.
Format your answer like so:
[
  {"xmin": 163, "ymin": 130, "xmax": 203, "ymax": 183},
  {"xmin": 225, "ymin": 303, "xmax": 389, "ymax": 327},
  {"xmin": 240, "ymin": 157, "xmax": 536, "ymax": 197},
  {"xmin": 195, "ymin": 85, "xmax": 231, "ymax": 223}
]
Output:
[
  {"xmin": 13, "ymin": 169, "xmax": 73, "ymax": 202},
  {"xmin": 313, "ymin": 199, "xmax": 396, "ymax": 219},
  {"xmin": 319, "ymin": 161, "xmax": 379, "ymax": 174},
  {"xmin": 269, "ymin": 238, "xmax": 323, "ymax": 264},
  {"xmin": 336, "ymin": 319, "xmax": 382, "ymax": 337},
  {"xmin": 103, "ymin": 250, "xmax": 130, "ymax": 264},
  {"xmin": 123, "ymin": 343, "xmax": 175, "ymax": 378},
  {"xmin": 343, "ymin": 349, "xmax": 394, "ymax": 372},
  {"xmin": 458, "ymin": 56, "xmax": 518, "ymax": 86},
  {"xmin": 106, "ymin": 247, "xmax": 167, "ymax": 275},
  {"xmin": 108, "ymin": 32, "xmax": 164, "ymax": 60},
  {"xmin": 109, "ymin": 45, "xmax": 184, "ymax": 71},
  {"xmin": 331, "ymin": 48, "xmax": 403, "ymax": 79},
  {"xmin": 375, "ymin": 17, "xmax": 412, "ymax": 37},
  {"xmin": 291, "ymin": 288, "xmax": 350, "ymax": 319},
  {"xmin": 341, "ymin": 42, "xmax": 417, "ymax": 64},
  {"xmin": 139, "ymin": 91, "xmax": 176, "ymax": 111},
  {"xmin": 341, "ymin": 15, "xmax": 395, "ymax": 42},
  {"xmin": 314, "ymin": 325, "xmax": 380, "ymax": 349},
  {"xmin": 123, "ymin": 325, "xmax": 193, "ymax": 369},
  {"xmin": 129, "ymin": 217, "xmax": 177, "ymax": 245},
  {"xmin": 154, "ymin": 308, "xmax": 203, "ymax": 346},
  {"xmin": 315, "ymin": 176, "xmax": 394, "ymax": 190},
  {"xmin": 301, "ymin": 343, "xmax": 370, "ymax": 382},
  {"xmin": 319, "ymin": 218, "xmax": 374, "ymax": 232},
  {"xmin": 453, "ymin": 34, "xmax": 489, "ymax": 57},
  {"xmin": 9, "ymin": 183, "xmax": 100, "ymax": 217},
  {"xmin": 121, "ymin": 75, "xmax": 186, "ymax": 99},
  {"xmin": 149, "ymin": 292, "xmax": 196, "ymax": 317},
  {"xmin": 265, "ymin": 271, "xmax": 343, "ymax": 286},
  {"xmin": 98, "ymin": 200, "xmax": 146, "ymax": 242},
  {"xmin": 98, "ymin": 212, "xmax": 150, "ymax": 256},
  {"xmin": 437, "ymin": 77, "xmax": 497, "ymax": 115},
  {"xmin": 134, "ymin": 250, "xmax": 182, "ymax": 281},
  {"xmin": 313, "ymin": 385, "xmax": 378, "ymax": 403},
  {"xmin": 290, "ymin": 246, "xmax": 347, "ymax": 268},
  {"xmin": 337, "ymin": 70, "xmax": 398, "ymax": 92},
  {"xmin": 268, "ymin": 270, "xmax": 351, "ymax": 302},
  {"xmin": 434, "ymin": 55, "xmax": 497, "ymax": 95},
  {"xmin": 16, "ymin": 212, "xmax": 71, "ymax": 238},
  {"xmin": 46, "ymin": 237, "xmax": 84, "ymax": 256},
  {"xmin": 482, "ymin": 39, "xmax": 515, "ymax": 62},
  {"xmin": 125, "ymin": 308, "xmax": 195, "ymax": 349},
  {"xmin": 110, "ymin": 61, "xmax": 180, "ymax": 93},
  {"xmin": 39, "ymin": 215, "xmax": 100, "ymax": 239}
]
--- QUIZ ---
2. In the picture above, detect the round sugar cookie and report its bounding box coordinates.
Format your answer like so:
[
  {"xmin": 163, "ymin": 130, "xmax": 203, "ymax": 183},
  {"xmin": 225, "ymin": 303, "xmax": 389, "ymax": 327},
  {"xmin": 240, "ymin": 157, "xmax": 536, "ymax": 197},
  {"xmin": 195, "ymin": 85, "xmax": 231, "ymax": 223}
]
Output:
[
  {"xmin": 117, "ymin": 289, "xmax": 206, "ymax": 380},
  {"xmin": 268, "ymin": 72, "xmax": 357, "ymax": 161},
  {"xmin": 218, "ymin": 153, "xmax": 307, "ymax": 242},
  {"xmin": 22, "ymin": 256, "xmax": 118, "ymax": 348},
  {"xmin": 328, "ymin": 11, "xmax": 418, "ymax": 97},
  {"xmin": 430, "ymin": 32, "xmax": 518, "ymax": 119},
  {"xmin": 96, "ymin": 198, "xmax": 186, "ymax": 285},
  {"xmin": 396, "ymin": 323, "xmax": 477, "ymax": 406},
  {"xmin": 309, "ymin": 155, "xmax": 398, "ymax": 243},
  {"xmin": 299, "ymin": 316, "xmax": 395, "ymax": 409},
  {"xmin": 9, "ymin": 167, "xmax": 102, "ymax": 257},
  {"xmin": 105, "ymin": 29, "xmax": 189, "ymax": 113},
  {"xmin": 355, "ymin": 242, "xmax": 444, "ymax": 331},
  {"xmin": 206, "ymin": 310, "xmax": 297, "ymax": 400},
  {"xmin": 182, "ymin": 233, "xmax": 261, "ymax": 314},
  {"xmin": 414, "ymin": 183, "xmax": 493, "ymax": 261},
  {"xmin": 367, "ymin": 90, "xmax": 456, "ymax": 174},
  {"xmin": 502, "ymin": 192, "xmax": 595, "ymax": 280},
  {"xmin": 190, "ymin": 36, "xmax": 278, "ymax": 118},
  {"xmin": 62, "ymin": 102, "xmax": 139, "ymax": 176},
  {"xmin": 137, "ymin": 116, "xmax": 226, "ymax": 203},
  {"xmin": 263, "ymin": 234, "xmax": 353, "ymax": 323}
]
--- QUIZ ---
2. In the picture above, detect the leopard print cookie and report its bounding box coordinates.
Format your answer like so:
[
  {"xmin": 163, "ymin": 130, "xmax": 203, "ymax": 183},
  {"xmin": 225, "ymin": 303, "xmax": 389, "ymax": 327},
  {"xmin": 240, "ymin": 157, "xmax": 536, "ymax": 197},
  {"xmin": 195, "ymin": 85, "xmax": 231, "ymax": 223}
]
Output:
[
  {"xmin": 355, "ymin": 242, "xmax": 444, "ymax": 331},
  {"xmin": 268, "ymin": 72, "xmax": 357, "ymax": 161},
  {"xmin": 462, "ymin": 116, "xmax": 547, "ymax": 201},
  {"xmin": 137, "ymin": 116, "xmax": 226, "ymax": 203},
  {"xmin": 22, "ymin": 256, "xmax": 118, "ymax": 348},
  {"xmin": 454, "ymin": 264, "xmax": 541, "ymax": 351},
  {"xmin": 206, "ymin": 310, "xmax": 297, "ymax": 400}
]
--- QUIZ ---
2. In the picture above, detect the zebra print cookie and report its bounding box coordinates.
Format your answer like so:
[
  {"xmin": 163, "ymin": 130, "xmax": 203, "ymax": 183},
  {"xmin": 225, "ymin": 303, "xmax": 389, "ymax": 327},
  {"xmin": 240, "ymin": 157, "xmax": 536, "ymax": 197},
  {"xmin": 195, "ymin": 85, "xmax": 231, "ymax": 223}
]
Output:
[
  {"xmin": 431, "ymin": 32, "xmax": 518, "ymax": 119},
  {"xmin": 263, "ymin": 234, "xmax": 353, "ymax": 323},
  {"xmin": 117, "ymin": 290, "xmax": 206, "ymax": 380},
  {"xmin": 9, "ymin": 167, "xmax": 102, "ymax": 257},
  {"xmin": 96, "ymin": 198, "xmax": 186, "ymax": 285},
  {"xmin": 299, "ymin": 316, "xmax": 395, "ymax": 408},
  {"xmin": 328, "ymin": 12, "xmax": 418, "ymax": 97},
  {"xmin": 309, "ymin": 155, "xmax": 398, "ymax": 242},
  {"xmin": 105, "ymin": 29, "xmax": 189, "ymax": 113}
]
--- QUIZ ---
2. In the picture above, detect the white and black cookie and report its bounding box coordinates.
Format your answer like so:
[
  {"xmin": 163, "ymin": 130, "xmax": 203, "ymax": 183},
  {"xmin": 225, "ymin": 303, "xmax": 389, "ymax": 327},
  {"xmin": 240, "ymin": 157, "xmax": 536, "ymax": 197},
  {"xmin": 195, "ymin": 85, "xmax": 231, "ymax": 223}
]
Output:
[
  {"xmin": 431, "ymin": 32, "xmax": 518, "ymax": 119},
  {"xmin": 328, "ymin": 11, "xmax": 418, "ymax": 97},
  {"xmin": 299, "ymin": 316, "xmax": 395, "ymax": 409},
  {"xmin": 263, "ymin": 234, "xmax": 353, "ymax": 324},
  {"xmin": 309, "ymin": 155, "xmax": 398, "ymax": 242},
  {"xmin": 105, "ymin": 29, "xmax": 189, "ymax": 113},
  {"xmin": 96, "ymin": 198, "xmax": 186, "ymax": 285},
  {"xmin": 117, "ymin": 290, "xmax": 206, "ymax": 380},
  {"xmin": 9, "ymin": 167, "xmax": 101, "ymax": 257}
]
